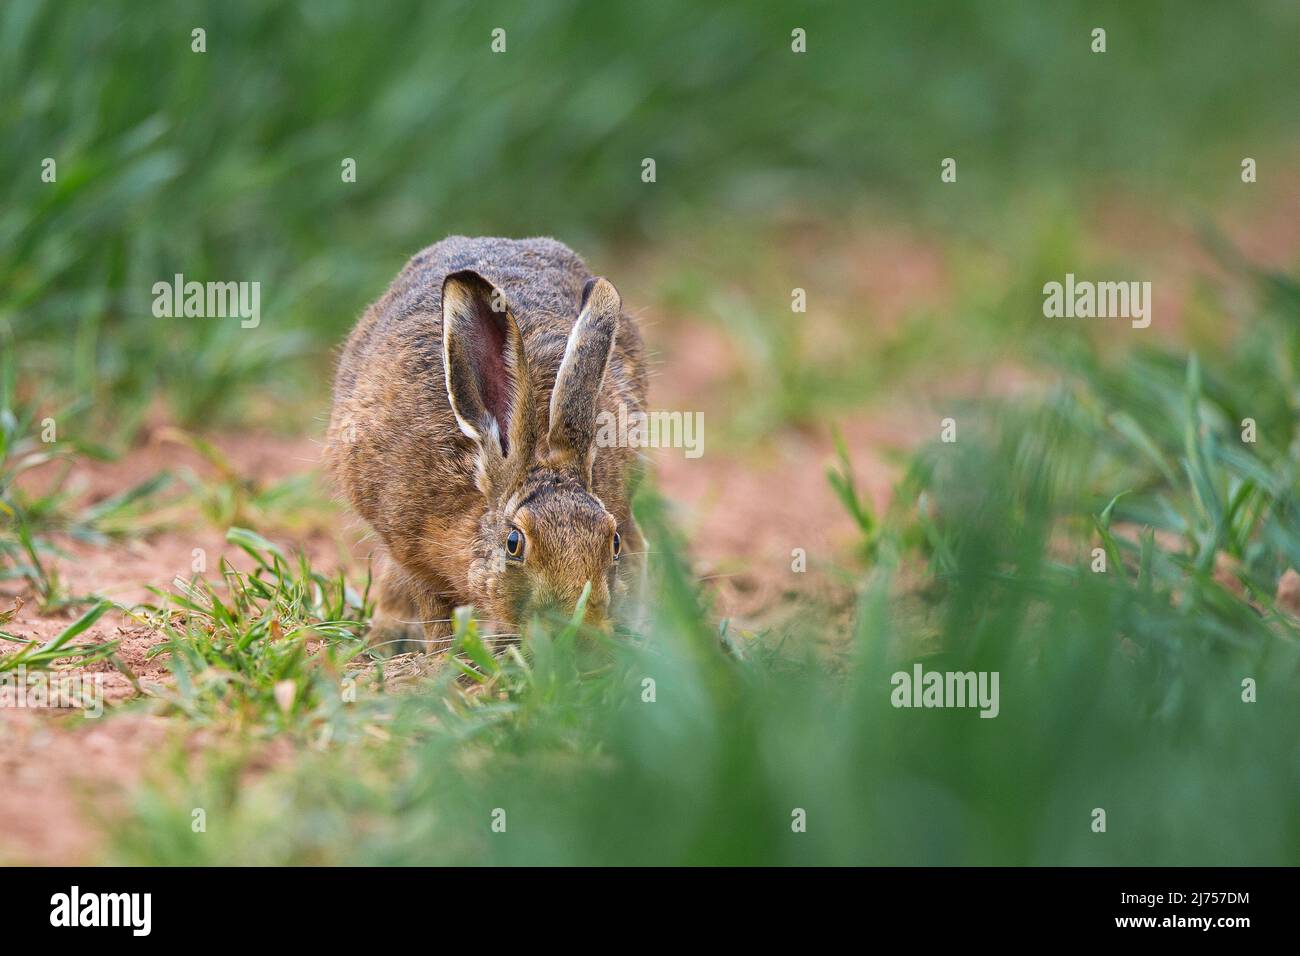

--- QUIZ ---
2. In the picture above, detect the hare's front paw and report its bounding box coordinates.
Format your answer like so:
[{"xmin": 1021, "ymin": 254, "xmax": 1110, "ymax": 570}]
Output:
[{"xmin": 368, "ymin": 557, "xmax": 453, "ymax": 656}]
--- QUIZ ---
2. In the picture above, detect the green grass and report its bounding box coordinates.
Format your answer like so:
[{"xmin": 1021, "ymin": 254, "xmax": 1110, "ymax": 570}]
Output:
[
  {"xmin": 130, "ymin": 527, "xmax": 372, "ymax": 728},
  {"xmin": 0, "ymin": 341, "xmax": 176, "ymax": 609},
  {"xmin": 3, "ymin": 0, "xmax": 1297, "ymax": 438},
  {"xmin": 0, "ymin": 598, "xmax": 118, "ymax": 672}
]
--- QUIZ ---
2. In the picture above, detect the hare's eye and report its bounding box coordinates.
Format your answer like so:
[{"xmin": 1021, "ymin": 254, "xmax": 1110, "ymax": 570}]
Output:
[
  {"xmin": 505, "ymin": 528, "xmax": 526, "ymax": 561},
  {"xmin": 612, "ymin": 532, "xmax": 622, "ymax": 561}
]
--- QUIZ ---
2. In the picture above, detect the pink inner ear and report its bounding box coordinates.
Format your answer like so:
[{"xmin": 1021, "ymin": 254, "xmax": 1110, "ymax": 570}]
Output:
[{"xmin": 470, "ymin": 306, "xmax": 512, "ymax": 455}]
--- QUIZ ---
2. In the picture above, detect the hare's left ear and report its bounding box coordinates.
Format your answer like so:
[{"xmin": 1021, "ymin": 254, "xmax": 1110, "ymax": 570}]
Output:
[
  {"xmin": 442, "ymin": 270, "xmax": 537, "ymax": 495},
  {"xmin": 547, "ymin": 277, "xmax": 619, "ymax": 483}
]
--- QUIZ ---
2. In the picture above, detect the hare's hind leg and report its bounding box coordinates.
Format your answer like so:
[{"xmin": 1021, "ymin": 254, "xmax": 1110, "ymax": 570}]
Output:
[{"xmin": 369, "ymin": 556, "xmax": 452, "ymax": 656}]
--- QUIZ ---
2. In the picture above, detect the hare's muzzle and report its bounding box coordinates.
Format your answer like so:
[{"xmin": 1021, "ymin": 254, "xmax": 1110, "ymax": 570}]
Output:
[
  {"xmin": 583, "ymin": 606, "xmax": 613, "ymax": 636},
  {"xmin": 528, "ymin": 590, "xmax": 612, "ymax": 636}
]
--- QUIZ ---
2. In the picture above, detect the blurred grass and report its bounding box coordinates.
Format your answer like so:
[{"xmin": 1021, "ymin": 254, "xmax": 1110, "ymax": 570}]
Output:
[{"xmin": 2, "ymin": 0, "xmax": 1298, "ymax": 436}]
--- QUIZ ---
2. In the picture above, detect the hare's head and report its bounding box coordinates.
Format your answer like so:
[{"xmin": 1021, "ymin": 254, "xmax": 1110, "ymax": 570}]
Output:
[{"xmin": 441, "ymin": 269, "xmax": 624, "ymax": 632}]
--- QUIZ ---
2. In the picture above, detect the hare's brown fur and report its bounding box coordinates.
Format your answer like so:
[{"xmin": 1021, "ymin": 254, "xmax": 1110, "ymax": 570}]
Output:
[{"xmin": 325, "ymin": 236, "xmax": 647, "ymax": 649}]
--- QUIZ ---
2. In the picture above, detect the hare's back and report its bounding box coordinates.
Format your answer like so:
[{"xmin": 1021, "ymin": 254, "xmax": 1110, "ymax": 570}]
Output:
[
  {"xmin": 336, "ymin": 237, "xmax": 589, "ymax": 391},
  {"xmin": 394, "ymin": 235, "xmax": 588, "ymax": 334}
]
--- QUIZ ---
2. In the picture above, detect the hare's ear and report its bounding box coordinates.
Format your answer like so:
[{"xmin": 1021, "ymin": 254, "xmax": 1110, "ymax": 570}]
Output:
[
  {"xmin": 442, "ymin": 270, "xmax": 536, "ymax": 489},
  {"xmin": 547, "ymin": 277, "xmax": 619, "ymax": 482}
]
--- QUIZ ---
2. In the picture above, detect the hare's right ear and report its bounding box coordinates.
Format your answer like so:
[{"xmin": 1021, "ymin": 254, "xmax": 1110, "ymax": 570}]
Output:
[
  {"xmin": 546, "ymin": 277, "xmax": 620, "ymax": 483},
  {"xmin": 442, "ymin": 270, "xmax": 536, "ymax": 493}
]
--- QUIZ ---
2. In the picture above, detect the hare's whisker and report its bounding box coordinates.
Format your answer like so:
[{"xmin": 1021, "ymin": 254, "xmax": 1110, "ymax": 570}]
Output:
[{"xmin": 365, "ymin": 638, "xmax": 455, "ymax": 650}]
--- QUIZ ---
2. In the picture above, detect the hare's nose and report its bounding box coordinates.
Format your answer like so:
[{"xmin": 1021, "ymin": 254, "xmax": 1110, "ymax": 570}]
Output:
[{"xmin": 547, "ymin": 596, "xmax": 610, "ymax": 633}]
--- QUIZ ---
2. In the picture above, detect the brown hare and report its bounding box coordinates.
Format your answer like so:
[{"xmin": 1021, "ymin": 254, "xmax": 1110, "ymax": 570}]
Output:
[{"xmin": 326, "ymin": 236, "xmax": 648, "ymax": 652}]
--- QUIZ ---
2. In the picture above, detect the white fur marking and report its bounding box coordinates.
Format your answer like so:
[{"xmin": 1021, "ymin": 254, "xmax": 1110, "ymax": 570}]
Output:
[{"xmin": 548, "ymin": 307, "xmax": 587, "ymax": 433}]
